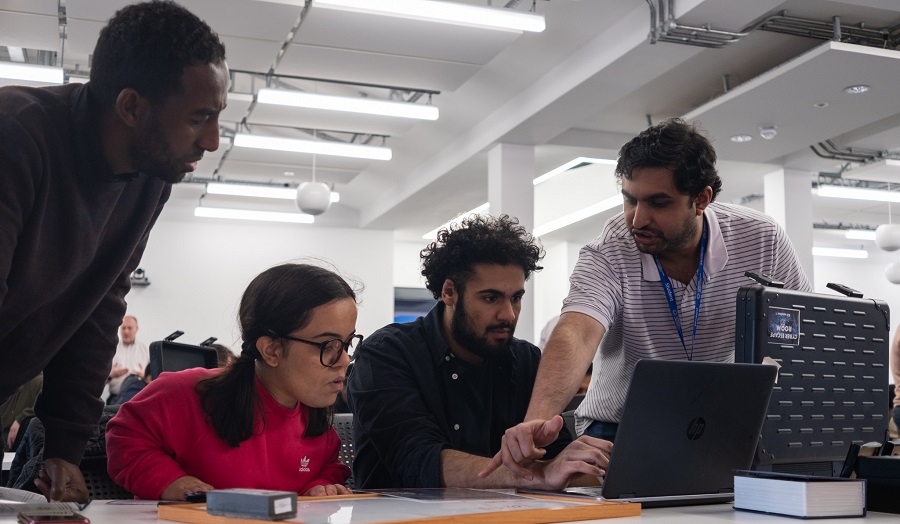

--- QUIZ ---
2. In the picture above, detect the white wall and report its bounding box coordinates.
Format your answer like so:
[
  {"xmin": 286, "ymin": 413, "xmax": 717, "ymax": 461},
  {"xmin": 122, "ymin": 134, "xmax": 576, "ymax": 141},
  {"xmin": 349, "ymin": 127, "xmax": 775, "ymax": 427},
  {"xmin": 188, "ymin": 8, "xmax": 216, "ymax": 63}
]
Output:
[
  {"xmin": 814, "ymin": 253, "xmax": 899, "ymax": 383},
  {"xmin": 393, "ymin": 239, "xmax": 428, "ymax": 289},
  {"xmin": 533, "ymin": 240, "xmax": 581, "ymax": 342},
  {"xmin": 123, "ymin": 196, "xmax": 394, "ymax": 349}
]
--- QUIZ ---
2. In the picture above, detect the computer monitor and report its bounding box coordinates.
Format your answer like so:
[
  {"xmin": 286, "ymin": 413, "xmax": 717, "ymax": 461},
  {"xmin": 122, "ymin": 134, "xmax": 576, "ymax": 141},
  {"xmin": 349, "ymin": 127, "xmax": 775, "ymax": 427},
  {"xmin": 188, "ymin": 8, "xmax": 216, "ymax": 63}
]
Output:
[
  {"xmin": 149, "ymin": 340, "xmax": 219, "ymax": 380},
  {"xmin": 735, "ymin": 283, "xmax": 890, "ymax": 476}
]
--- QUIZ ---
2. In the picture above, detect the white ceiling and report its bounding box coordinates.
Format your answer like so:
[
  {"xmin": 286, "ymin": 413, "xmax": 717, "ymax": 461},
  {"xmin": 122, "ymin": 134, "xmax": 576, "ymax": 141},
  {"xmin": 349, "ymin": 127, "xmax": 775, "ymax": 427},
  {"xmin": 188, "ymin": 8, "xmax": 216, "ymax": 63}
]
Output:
[{"xmin": 3, "ymin": 0, "xmax": 900, "ymax": 248}]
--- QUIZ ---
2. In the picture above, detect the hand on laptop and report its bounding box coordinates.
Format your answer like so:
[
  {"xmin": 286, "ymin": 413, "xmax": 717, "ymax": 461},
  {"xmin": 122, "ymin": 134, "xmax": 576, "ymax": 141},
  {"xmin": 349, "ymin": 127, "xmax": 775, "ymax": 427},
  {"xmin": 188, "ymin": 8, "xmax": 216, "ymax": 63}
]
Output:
[
  {"xmin": 478, "ymin": 416, "xmax": 565, "ymax": 480},
  {"xmin": 527, "ymin": 436, "xmax": 613, "ymax": 490}
]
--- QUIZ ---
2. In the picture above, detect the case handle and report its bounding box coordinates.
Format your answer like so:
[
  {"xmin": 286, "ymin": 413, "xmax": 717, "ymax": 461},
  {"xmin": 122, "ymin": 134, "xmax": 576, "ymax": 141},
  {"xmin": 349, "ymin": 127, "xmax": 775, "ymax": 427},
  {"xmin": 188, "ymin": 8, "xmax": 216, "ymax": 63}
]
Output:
[
  {"xmin": 826, "ymin": 282, "xmax": 864, "ymax": 298},
  {"xmin": 744, "ymin": 271, "xmax": 784, "ymax": 288}
]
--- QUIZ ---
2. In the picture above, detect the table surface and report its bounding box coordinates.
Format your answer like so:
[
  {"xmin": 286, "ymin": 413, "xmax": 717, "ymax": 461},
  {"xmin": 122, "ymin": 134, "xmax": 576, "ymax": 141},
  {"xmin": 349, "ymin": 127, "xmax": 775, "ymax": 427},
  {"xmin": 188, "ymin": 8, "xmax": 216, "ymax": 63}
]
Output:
[{"xmin": 0, "ymin": 500, "xmax": 895, "ymax": 524}]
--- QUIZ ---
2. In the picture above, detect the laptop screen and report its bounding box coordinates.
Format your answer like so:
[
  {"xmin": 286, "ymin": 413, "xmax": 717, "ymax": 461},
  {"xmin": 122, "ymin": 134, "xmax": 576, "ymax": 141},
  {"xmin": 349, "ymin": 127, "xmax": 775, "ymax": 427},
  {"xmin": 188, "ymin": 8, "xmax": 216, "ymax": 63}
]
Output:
[{"xmin": 149, "ymin": 341, "xmax": 218, "ymax": 379}]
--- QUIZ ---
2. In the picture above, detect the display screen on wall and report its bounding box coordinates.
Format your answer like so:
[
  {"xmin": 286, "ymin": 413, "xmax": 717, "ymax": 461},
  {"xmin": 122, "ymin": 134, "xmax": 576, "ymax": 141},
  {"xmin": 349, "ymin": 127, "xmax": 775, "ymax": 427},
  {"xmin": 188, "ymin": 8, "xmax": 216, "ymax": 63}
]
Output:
[{"xmin": 394, "ymin": 287, "xmax": 437, "ymax": 323}]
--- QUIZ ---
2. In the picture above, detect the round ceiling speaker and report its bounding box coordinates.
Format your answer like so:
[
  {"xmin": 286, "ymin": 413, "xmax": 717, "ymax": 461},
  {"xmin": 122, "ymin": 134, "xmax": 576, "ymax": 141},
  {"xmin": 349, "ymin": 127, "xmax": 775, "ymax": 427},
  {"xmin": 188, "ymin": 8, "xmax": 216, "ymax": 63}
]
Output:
[
  {"xmin": 295, "ymin": 182, "xmax": 332, "ymax": 216},
  {"xmin": 875, "ymin": 224, "xmax": 900, "ymax": 252},
  {"xmin": 885, "ymin": 262, "xmax": 900, "ymax": 284}
]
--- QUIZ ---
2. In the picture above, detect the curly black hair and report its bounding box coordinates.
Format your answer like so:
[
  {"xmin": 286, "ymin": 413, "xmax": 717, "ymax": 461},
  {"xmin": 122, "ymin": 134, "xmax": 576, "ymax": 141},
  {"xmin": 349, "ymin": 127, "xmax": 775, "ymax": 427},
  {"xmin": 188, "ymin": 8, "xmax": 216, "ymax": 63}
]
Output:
[
  {"xmin": 420, "ymin": 214, "xmax": 544, "ymax": 299},
  {"xmin": 90, "ymin": 0, "xmax": 226, "ymax": 108},
  {"xmin": 615, "ymin": 118, "xmax": 722, "ymax": 201}
]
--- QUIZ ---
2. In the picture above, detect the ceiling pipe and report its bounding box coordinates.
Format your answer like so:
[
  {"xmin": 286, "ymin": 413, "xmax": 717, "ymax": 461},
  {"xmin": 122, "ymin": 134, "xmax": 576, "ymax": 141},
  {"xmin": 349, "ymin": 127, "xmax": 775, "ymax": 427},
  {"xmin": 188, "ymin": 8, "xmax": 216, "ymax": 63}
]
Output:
[{"xmin": 647, "ymin": 6, "xmax": 900, "ymax": 49}]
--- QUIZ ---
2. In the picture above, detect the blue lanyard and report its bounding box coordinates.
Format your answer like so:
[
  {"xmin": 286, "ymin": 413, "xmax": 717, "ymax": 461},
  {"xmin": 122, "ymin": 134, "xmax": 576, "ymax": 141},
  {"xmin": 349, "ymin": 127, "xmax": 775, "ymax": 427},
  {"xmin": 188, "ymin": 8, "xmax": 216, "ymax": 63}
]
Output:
[{"xmin": 652, "ymin": 220, "xmax": 708, "ymax": 361}]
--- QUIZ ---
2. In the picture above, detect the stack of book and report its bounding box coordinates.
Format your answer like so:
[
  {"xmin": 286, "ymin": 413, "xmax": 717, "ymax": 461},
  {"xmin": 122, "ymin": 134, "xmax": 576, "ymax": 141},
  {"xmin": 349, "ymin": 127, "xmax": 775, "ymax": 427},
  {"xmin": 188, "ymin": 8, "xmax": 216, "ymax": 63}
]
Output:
[{"xmin": 733, "ymin": 470, "xmax": 866, "ymax": 519}]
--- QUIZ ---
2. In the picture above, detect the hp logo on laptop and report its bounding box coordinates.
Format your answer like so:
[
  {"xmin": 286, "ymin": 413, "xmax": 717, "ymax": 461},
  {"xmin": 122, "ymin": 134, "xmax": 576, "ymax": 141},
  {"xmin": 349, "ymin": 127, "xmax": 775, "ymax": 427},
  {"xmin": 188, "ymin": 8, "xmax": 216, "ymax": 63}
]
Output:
[{"xmin": 686, "ymin": 417, "xmax": 706, "ymax": 440}]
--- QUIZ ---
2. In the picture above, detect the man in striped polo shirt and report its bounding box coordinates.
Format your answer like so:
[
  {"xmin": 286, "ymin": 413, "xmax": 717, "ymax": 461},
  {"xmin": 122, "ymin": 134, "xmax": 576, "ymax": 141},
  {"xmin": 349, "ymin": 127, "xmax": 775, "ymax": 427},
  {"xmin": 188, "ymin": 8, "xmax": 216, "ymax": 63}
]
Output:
[{"xmin": 480, "ymin": 118, "xmax": 810, "ymax": 481}]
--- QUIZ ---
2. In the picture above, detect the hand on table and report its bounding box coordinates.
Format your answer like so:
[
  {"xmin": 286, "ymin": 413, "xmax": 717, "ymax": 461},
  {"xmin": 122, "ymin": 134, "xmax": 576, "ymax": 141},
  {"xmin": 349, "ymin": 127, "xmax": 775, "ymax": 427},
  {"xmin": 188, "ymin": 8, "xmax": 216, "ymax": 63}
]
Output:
[
  {"xmin": 304, "ymin": 484, "xmax": 352, "ymax": 496},
  {"xmin": 35, "ymin": 458, "xmax": 89, "ymax": 503},
  {"xmin": 161, "ymin": 475, "xmax": 215, "ymax": 501}
]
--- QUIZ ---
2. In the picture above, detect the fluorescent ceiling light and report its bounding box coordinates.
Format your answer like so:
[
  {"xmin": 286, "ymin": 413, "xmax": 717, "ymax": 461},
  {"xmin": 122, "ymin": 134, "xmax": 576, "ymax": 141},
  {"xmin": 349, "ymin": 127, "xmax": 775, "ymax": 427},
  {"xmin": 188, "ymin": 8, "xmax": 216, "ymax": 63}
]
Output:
[
  {"xmin": 534, "ymin": 195, "xmax": 621, "ymax": 237},
  {"xmin": 844, "ymin": 158, "xmax": 900, "ymax": 183},
  {"xmin": 233, "ymin": 133, "xmax": 392, "ymax": 161},
  {"xmin": 0, "ymin": 62, "xmax": 63, "ymax": 84},
  {"xmin": 812, "ymin": 246, "xmax": 868, "ymax": 259},
  {"xmin": 206, "ymin": 182, "xmax": 339, "ymax": 202},
  {"xmin": 194, "ymin": 206, "xmax": 314, "ymax": 224},
  {"xmin": 422, "ymin": 203, "xmax": 490, "ymax": 239},
  {"xmin": 845, "ymin": 229, "xmax": 876, "ymax": 241},
  {"xmin": 816, "ymin": 185, "xmax": 900, "ymax": 203},
  {"xmin": 300, "ymin": 0, "xmax": 546, "ymax": 33},
  {"xmin": 7, "ymin": 47, "xmax": 25, "ymax": 63},
  {"xmin": 257, "ymin": 88, "xmax": 438, "ymax": 120},
  {"xmin": 533, "ymin": 157, "xmax": 616, "ymax": 186}
]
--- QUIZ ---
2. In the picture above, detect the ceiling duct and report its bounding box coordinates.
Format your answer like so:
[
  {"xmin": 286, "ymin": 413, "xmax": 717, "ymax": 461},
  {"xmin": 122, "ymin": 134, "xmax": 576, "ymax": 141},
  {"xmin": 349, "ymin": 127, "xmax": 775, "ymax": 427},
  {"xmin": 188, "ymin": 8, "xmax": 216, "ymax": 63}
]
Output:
[
  {"xmin": 810, "ymin": 139, "xmax": 884, "ymax": 164},
  {"xmin": 646, "ymin": 0, "xmax": 900, "ymax": 49}
]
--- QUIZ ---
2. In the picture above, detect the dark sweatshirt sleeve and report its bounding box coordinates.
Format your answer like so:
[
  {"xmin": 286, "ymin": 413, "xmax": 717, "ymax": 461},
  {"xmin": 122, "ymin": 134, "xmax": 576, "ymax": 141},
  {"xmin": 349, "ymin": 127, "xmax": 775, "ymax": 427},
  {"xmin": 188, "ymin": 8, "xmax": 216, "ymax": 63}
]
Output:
[
  {"xmin": 37, "ymin": 190, "xmax": 169, "ymax": 464},
  {"xmin": 0, "ymin": 114, "xmax": 36, "ymax": 321},
  {"xmin": 347, "ymin": 333, "xmax": 448, "ymax": 488}
]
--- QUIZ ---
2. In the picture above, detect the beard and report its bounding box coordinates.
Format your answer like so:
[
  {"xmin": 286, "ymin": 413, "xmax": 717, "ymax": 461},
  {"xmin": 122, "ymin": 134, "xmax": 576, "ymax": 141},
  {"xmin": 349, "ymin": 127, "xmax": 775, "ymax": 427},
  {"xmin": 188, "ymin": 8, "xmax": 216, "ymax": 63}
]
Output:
[
  {"xmin": 450, "ymin": 293, "xmax": 516, "ymax": 360},
  {"xmin": 631, "ymin": 212, "xmax": 698, "ymax": 256},
  {"xmin": 128, "ymin": 111, "xmax": 191, "ymax": 183}
]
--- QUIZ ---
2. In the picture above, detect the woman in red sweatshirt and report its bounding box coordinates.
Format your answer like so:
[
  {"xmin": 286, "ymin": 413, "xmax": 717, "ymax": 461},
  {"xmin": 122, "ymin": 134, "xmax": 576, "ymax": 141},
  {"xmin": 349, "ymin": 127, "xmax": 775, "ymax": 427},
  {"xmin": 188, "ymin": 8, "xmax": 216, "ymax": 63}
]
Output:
[{"xmin": 106, "ymin": 263, "xmax": 359, "ymax": 500}]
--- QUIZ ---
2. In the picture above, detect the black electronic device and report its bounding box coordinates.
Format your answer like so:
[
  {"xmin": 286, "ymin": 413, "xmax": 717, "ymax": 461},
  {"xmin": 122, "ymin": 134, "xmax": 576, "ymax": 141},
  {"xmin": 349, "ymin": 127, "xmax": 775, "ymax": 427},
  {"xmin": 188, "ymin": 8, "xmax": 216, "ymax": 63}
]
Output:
[
  {"xmin": 17, "ymin": 513, "xmax": 89, "ymax": 524},
  {"xmin": 735, "ymin": 276, "xmax": 890, "ymax": 476},
  {"xmin": 149, "ymin": 340, "xmax": 218, "ymax": 380},
  {"xmin": 198, "ymin": 337, "xmax": 218, "ymax": 347},
  {"xmin": 185, "ymin": 491, "xmax": 207, "ymax": 503}
]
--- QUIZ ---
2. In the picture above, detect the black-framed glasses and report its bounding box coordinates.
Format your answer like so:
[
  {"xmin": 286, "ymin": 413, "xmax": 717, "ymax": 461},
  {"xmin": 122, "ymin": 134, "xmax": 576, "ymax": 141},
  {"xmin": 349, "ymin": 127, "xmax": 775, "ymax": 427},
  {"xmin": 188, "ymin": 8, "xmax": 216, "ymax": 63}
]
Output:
[{"xmin": 269, "ymin": 330, "xmax": 363, "ymax": 367}]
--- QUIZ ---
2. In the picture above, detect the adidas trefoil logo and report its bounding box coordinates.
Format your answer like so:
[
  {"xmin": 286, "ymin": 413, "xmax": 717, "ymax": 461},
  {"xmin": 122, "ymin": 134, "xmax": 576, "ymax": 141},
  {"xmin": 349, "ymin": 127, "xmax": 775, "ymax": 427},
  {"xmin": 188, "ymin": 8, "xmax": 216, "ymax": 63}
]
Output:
[{"xmin": 299, "ymin": 456, "xmax": 311, "ymax": 472}]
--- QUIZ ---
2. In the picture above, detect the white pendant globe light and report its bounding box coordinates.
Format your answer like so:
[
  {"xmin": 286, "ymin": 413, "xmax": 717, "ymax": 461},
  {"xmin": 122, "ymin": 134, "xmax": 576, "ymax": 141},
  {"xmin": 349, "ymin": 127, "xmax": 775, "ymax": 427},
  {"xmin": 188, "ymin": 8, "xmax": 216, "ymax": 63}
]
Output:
[
  {"xmin": 875, "ymin": 224, "xmax": 900, "ymax": 251},
  {"xmin": 885, "ymin": 261, "xmax": 900, "ymax": 284},
  {"xmin": 296, "ymin": 181, "xmax": 332, "ymax": 215},
  {"xmin": 295, "ymin": 132, "xmax": 333, "ymax": 216}
]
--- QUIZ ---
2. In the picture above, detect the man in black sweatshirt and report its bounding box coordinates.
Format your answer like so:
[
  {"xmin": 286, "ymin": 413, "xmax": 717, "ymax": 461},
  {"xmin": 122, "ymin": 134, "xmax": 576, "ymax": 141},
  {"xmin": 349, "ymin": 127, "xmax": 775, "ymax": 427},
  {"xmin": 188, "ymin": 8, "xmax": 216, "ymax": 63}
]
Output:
[{"xmin": 0, "ymin": 1, "xmax": 228, "ymax": 502}]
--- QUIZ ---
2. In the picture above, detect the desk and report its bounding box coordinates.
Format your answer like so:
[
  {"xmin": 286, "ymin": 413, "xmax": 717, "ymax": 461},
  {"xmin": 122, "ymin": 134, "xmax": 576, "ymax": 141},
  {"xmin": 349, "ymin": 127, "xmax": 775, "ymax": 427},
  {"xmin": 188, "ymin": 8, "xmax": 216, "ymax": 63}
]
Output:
[{"xmin": 0, "ymin": 501, "xmax": 895, "ymax": 523}]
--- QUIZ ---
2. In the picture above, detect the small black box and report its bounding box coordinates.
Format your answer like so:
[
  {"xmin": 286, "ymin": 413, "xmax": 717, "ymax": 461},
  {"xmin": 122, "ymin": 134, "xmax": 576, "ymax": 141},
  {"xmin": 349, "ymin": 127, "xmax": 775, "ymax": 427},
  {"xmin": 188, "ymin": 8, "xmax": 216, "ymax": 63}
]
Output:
[{"xmin": 856, "ymin": 456, "xmax": 900, "ymax": 514}]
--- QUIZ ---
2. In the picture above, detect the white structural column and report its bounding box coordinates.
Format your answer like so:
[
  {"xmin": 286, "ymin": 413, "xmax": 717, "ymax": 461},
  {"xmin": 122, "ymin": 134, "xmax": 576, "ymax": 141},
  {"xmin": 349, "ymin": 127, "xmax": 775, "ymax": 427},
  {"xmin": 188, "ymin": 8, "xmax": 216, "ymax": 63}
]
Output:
[
  {"xmin": 488, "ymin": 143, "xmax": 536, "ymax": 342},
  {"xmin": 764, "ymin": 168, "xmax": 814, "ymax": 283},
  {"xmin": 534, "ymin": 241, "xmax": 579, "ymax": 343}
]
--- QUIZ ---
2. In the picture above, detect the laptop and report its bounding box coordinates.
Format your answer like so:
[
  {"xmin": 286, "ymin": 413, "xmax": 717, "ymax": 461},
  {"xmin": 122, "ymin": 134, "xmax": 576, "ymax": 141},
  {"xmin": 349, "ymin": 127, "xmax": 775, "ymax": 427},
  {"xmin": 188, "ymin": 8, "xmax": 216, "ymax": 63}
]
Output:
[
  {"xmin": 520, "ymin": 359, "xmax": 777, "ymax": 508},
  {"xmin": 149, "ymin": 340, "xmax": 219, "ymax": 379}
]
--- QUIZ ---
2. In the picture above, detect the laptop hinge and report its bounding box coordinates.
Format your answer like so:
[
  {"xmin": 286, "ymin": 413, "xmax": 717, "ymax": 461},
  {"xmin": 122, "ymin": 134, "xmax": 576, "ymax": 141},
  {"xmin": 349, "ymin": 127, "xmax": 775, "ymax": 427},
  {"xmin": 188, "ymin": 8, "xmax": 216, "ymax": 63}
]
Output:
[
  {"xmin": 718, "ymin": 488, "xmax": 734, "ymax": 494},
  {"xmin": 620, "ymin": 493, "xmax": 636, "ymax": 498}
]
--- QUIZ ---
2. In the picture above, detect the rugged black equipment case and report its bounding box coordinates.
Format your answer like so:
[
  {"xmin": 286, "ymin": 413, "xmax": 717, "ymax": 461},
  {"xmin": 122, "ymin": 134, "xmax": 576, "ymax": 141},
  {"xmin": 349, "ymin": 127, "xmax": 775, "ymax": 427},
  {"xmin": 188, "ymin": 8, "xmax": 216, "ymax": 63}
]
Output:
[{"xmin": 735, "ymin": 281, "xmax": 890, "ymax": 474}]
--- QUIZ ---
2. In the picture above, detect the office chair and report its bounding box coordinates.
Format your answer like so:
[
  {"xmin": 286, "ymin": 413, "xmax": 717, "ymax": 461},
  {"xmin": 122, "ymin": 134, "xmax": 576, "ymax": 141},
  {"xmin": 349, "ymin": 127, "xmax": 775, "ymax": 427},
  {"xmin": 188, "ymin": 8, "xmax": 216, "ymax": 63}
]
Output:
[
  {"xmin": 332, "ymin": 413, "xmax": 355, "ymax": 489},
  {"xmin": 80, "ymin": 455, "xmax": 133, "ymax": 500}
]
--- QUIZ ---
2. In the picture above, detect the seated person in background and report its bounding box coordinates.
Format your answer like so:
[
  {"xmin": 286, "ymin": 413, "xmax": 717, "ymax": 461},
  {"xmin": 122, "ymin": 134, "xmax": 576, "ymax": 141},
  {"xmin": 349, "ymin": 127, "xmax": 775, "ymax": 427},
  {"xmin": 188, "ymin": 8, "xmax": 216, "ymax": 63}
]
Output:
[
  {"xmin": 106, "ymin": 263, "xmax": 356, "ymax": 500},
  {"xmin": 348, "ymin": 215, "xmax": 611, "ymax": 489},
  {"xmin": 107, "ymin": 315, "xmax": 149, "ymax": 405},
  {"xmin": 208, "ymin": 343, "xmax": 237, "ymax": 368},
  {"xmin": 1, "ymin": 373, "xmax": 43, "ymax": 452}
]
